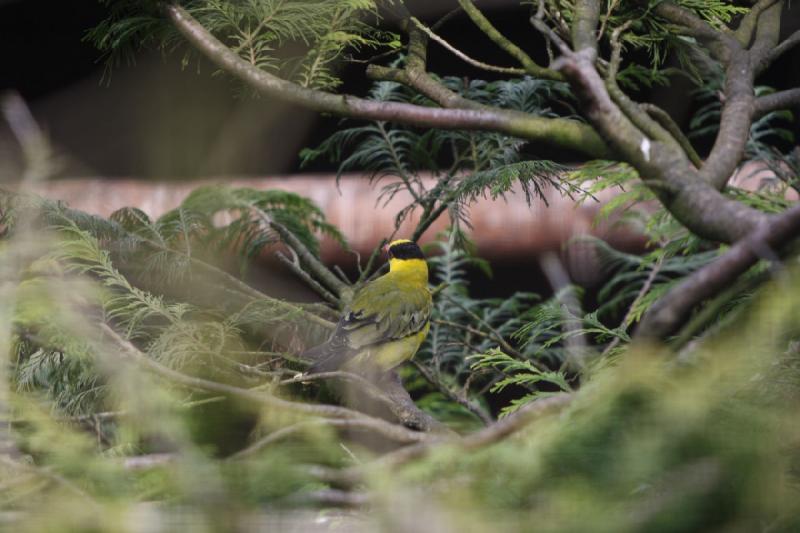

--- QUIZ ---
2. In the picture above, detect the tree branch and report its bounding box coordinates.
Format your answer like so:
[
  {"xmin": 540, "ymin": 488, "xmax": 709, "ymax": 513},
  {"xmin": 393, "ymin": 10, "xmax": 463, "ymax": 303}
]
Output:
[
  {"xmin": 604, "ymin": 23, "xmax": 685, "ymax": 158},
  {"xmin": 411, "ymin": 359, "xmax": 493, "ymax": 426},
  {"xmin": 754, "ymin": 88, "xmax": 800, "ymax": 118},
  {"xmin": 457, "ymin": 0, "xmax": 563, "ymax": 80},
  {"xmin": 275, "ymin": 250, "xmax": 339, "ymax": 305},
  {"xmin": 749, "ymin": 0, "xmax": 785, "ymax": 74},
  {"xmin": 640, "ymin": 103, "xmax": 702, "ymax": 168},
  {"xmin": 649, "ymin": 1, "xmax": 737, "ymax": 63},
  {"xmin": 360, "ymin": 393, "xmax": 573, "ymax": 471},
  {"xmin": 762, "ymin": 28, "xmax": 800, "ymax": 70},
  {"xmin": 733, "ymin": 0, "xmax": 780, "ymax": 47},
  {"xmin": 409, "ymin": 17, "xmax": 525, "ymax": 76},
  {"xmin": 269, "ymin": 220, "xmax": 353, "ymax": 304},
  {"xmin": 100, "ymin": 323, "xmax": 430, "ymax": 444},
  {"xmin": 539, "ymin": 1, "xmax": 770, "ymax": 244},
  {"xmin": 164, "ymin": 3, "xmax": 609, "ymax": 158},
  {"xmin": 636, "ymin": 203, "xmax": 800, "ymax": 340},
  {"xmin": 572, "ymin": 0, "xmax": 601, "ymax": 53},
  {"xmin": 698, "ymin": 51, "xmax": 755, "ymax": 190}
]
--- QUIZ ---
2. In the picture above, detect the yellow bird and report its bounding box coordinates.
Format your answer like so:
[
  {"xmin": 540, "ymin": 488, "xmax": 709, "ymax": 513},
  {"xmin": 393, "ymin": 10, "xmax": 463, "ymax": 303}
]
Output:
[{"xmin": 307, "ymin": 239, "xmax": 431, "ymax": 375}]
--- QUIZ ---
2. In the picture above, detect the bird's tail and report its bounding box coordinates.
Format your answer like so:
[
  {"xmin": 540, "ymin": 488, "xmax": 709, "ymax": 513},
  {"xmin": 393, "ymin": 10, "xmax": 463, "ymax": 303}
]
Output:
[{"xmin": 304, "ymin": 342, "xmax": 351, "ymax": 374}]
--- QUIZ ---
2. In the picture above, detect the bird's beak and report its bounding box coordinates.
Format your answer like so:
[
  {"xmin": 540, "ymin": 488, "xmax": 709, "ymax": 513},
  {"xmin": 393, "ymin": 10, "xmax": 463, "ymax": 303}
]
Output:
[{"xmin": 382, "ymin": 243, "xmax": 390, "ymax": 256}]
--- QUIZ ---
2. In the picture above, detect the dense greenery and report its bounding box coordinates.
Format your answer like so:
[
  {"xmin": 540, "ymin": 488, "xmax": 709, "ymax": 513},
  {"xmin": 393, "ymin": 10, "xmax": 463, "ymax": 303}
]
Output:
[{"xmin": 2, "ymin": 0, "xmax": 800, "ymax": 531}]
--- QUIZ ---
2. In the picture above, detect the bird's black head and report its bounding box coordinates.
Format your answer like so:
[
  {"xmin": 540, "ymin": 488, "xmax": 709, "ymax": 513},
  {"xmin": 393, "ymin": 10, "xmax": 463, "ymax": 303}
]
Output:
[{"xmin": 386, "ymin": 239, "xmax": 425, "ymax": 260}]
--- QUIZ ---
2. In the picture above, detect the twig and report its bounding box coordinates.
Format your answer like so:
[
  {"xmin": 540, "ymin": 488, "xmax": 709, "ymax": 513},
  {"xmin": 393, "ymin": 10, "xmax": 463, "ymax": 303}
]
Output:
[
  {"xmin": 99, "ymin": 324, "xmax": 430, "ymax": 445},
  {"xmin": 0, "ymin": 455, "xmax": 99, "ymax": 507},
  {"xmin": 539, "ymin": 252, "xmax": 588, "ymax": 371},
  {"xmin": 165, "ymin": 4, "xmax": 608, "ymax": 157},
  {"xmin": 637, "ymin": 203, "xmax": 800, "ymax": 340},
  {"xmin": 356, "ymin": 238, "xmax": 387, "ymax": 284},
  {"xmin": 640, "ymin": 103, "xmax": 702, "ymax": 168},
  {"xmin": 601, "ymin": 254, "xmax": 664, "ymax": 357},
  {"xmin": 276, "ymin": 249, "xmax": 339, "ymax": 304},
  {"xmin": 229, "ymin": 417, "xmax": 421, "ymax": 461},
  {"xmin": 332, "ymin": 265, "xmax": 351, "ymax": 284},
  {"xmin": 763, "ymin": 28, "xmax": 800, "ymax": 68},
  {"xmin": 438, "ymin": 293, "xmax": 549, "ymax": 371},
  {"xmin": 410, "ymin": 17, "xmax": 525, "ymax": 76},
  {"xmin": 341, "ymin": 393, "xmax": 573, "ymax": 477},
  {"xmin": 411, "ymin": 360, "xmax": 493, "ymax": 425},
  {"xmin": 457, "ymin": 0, "xmax": 563, "ymax": 80},
  {"xmin": 280, "ymin": 370, "xmax": 400, "ymax": 415},
  {"xmin": 268, "ymin": 220, "xmax": 352, "ymax": 302}
]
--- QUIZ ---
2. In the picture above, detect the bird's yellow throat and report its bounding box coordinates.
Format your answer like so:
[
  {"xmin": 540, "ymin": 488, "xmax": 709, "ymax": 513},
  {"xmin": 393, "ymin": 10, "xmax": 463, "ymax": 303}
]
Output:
[{"xmin": 388, "ymin": 257, "xmax": 428, "ymax": 284}]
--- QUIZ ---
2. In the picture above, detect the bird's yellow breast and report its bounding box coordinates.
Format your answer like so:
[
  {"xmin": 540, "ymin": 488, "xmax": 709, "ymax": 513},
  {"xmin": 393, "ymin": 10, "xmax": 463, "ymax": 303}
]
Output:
[
  {"xmin": 388, "ymin": 257, "xmax": 428, "ymax": 285},
  {"xmin": 350, "ymin": 321, "xmax": 430, "ymax": 370}
]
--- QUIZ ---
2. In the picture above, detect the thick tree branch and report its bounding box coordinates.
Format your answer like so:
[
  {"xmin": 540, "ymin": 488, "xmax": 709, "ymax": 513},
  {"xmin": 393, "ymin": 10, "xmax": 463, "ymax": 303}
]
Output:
[
  {"xmin": 640, "ymin": 103, "xmax": 702, "ymax": 168},
  {"xmin": 457, "ymin": 0, "xmax": 564, "ymax": 81},
  {"xmin": 749, "ymin": 0, "xmax": 785, "ymax": 74},
  {"xmin": 698, "ymin": 51, "xmax": 755, "ymax": 190},
  {"xmin": 754, "ymin": 88, "xmax": 800, "ymax": 118},
  {"xmin": 164, "ymin": 4, "xmax": 609, "ymax": 157},
  {"xmin": 650, "ymin": 2, "xmax": 737, "ymax": 62},
  {"xmin": 636, "ymin": 203, "xmax": 800, "ymax": 340},
  {"xmin": 572, "ymin": 0, "xmax": 601, "ymax": 52},
  {"xmin": 604, "ymin": 24, "xmax": 685, "ymax": 158},
  {"xmin": 733, "ymin": 0, "xmax": 780, "ymax": 47},
  {"xmin": 541, "ymin": 3, "xmax": 770, "ymax": 244}
]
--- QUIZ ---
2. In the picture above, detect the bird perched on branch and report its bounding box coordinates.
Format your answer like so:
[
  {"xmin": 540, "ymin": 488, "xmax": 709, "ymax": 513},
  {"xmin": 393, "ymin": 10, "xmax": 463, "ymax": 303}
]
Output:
[{"xmin": 307, "ymin": 239, "xmax": 431, "ymax": 376}]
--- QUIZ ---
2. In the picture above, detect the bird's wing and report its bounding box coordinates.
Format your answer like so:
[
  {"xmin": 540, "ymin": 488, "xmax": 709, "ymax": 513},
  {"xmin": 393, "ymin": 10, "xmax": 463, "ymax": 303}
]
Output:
[{"xmin": 335, "ymin": 275, "xmax": 431, "ymax": 350}]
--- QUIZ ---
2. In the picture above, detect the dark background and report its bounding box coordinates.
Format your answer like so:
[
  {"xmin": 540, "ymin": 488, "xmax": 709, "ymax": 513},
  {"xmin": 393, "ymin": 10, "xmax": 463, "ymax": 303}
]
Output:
[{"xmin": 4, "ymin": 0, "xmax": 797, "ymax": 181}]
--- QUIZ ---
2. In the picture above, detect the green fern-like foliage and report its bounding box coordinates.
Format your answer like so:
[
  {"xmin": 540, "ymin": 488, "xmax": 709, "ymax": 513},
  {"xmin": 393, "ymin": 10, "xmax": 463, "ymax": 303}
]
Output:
[
  {"xmin": 468, "ymin": 349, "xmax": 572, "ymax": 418},
  {"xmin": 301, "ymin": 74, "xmax": 581, "ymax": 234},
  {"xmin": 88, "ymin": 0, "xmax": 397, "ymax": 90},
  {"xmin": 533, "ymin": 0, "xmax": 748, "ymax": 80},
  {"xmin": 2, "ymin": 185, "xmax": 340, "ymax": 419}
]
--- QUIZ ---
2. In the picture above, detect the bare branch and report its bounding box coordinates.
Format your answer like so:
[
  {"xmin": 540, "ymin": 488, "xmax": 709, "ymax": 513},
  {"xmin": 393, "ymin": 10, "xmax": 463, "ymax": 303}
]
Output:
[
  {"xmin": 100, "ymin": 323, "xmax": 430, "ymax": 444},
  {"xmin": 604, "ymin": 23, "xmax": 687, "ymax": 159},
  {"xmin": 164, "ymin": 3, "xmax": 609, "ymax": 157},
  {"xmin": 750, "ymin": 0, "xmax": 785, "ymax": 74},
  {"xmin": 269, "ymin": 220, "xmax": 353, "ymax": 303},
  {"xmin": 762, "ymin": 28, "xmax": 800, "ymax": 69},
  {"xmin": 640, "ymin": 103, "xmax": 702, "ymax": 168},
  {"xmin": 649, "ymin": 1, "xmax": 738, "ymax": 62},
  {"xmin": 363, "ymin": 393, "xmax": 573, "ymax": 471},
  {"xmin": 754, "ymin": 88, "xmax": 800, "ymax": 118},
  {"xmin": 457, "ymin": 0, "xmax": 564, "ymax": 81},
  {"xmin": 276, "ymin": 250, "xmax": 339, "ymax": 305},
  {"xmin": 411, "ymin": 360, "xmax": 493, "ymax": 426},
  {"xmin": 572, "ymin": 0, "xmax": 601, "ymax": 52},
  {"xmin": 636, "ymin": 203, "xmax": 800, "ymax": 340},
  {"xmin": 697, "ymin": 54, "xmax": 755, "ymax": 190},
  {"xmin": 409, "ymin": 17, "xmax": 525, "ymax": 76},
  {"xmin": 733, "ymin": 0, "xmax": 780, "ymax": 47},
  {"xmin": 230, "ymin": 417, "xmax": 422, "ymax": 461}
]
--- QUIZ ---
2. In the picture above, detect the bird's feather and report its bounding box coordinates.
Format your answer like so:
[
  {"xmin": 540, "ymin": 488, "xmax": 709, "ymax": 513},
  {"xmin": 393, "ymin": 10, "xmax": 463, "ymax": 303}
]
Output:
[{"xmin": 306, "ymin": 253, "xmax": 431, "ymax": 374}]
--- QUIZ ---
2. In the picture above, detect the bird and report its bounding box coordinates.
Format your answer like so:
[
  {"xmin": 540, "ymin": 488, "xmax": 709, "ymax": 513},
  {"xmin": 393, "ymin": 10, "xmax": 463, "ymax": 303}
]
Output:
[{"xmin": 306, "ymin": 239, "xmax": 432, "ymax": 376}]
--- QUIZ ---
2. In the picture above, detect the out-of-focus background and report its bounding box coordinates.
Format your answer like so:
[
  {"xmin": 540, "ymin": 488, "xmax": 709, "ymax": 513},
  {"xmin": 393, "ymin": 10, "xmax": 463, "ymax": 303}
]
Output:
[{"xmin": 1, "ymin": 0, "xmax": 798, "ymax": 294}]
